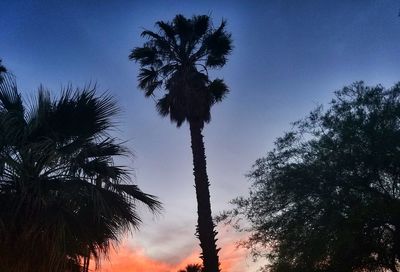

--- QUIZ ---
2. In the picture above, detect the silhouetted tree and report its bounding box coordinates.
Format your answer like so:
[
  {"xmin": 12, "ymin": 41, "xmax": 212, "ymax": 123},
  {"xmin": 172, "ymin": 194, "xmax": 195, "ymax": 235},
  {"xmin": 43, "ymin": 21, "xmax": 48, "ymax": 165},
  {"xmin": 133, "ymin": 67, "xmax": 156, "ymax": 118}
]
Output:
[
  {"xmin": 221, "ymin": 82, "xmax": 400, "ymax": 272},
  {"xmin": 0, "ymin": 75, "xmax": 161, "ymax": 272},
  {"xmin": 130, "ymin": 14, "xmax": 232, "ymax": 272},
  {"xmin": 178, "ymin": 263, "xmax": 204, "ymax": 272}
]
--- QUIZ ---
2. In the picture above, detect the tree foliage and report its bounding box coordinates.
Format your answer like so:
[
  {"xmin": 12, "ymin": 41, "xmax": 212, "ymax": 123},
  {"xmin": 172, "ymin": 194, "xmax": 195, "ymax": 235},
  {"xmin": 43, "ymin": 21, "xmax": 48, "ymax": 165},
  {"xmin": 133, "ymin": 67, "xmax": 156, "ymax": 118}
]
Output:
[
  {"xmin": 0, "ymin": 75, "xmax": 161, "ymax": 272},
  {"xmin": 221, "ymin": 82, "xmax": 400, "ymax": 272},
  {"xmin": 129, "ymin": 14, "xmax": 232, "ymax": 127}
]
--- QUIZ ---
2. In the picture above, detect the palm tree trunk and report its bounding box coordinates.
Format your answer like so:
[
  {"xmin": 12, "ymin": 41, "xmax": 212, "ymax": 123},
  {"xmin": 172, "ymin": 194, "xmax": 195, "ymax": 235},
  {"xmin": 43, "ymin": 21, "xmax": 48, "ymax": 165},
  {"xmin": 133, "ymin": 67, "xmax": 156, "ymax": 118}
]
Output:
[{"xmin": 189, "ymin": 120, "xmax": 220, "ymax": 272}]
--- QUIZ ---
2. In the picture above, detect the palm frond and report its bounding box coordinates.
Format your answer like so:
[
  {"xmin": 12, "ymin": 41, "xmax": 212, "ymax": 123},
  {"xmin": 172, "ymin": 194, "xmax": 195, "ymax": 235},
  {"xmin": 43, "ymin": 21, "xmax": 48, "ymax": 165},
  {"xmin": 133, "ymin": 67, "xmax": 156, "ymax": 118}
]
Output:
[
  {"xmin": 111, "ymin": 184, "xmax": 162, "ymax": 213},
  {"xmin": 140, "ymin": 30, "xmax": 161, "ymax": 40},
  {"xmin": 46, "ymin": 85, "xmax": 119, "ymax": 140},
  {"xmin": 156, "ymin": 20, "xmax": 176, "ymax": 41},
  {"xmin": 138, "ymin": 67, "xmax": 162, "ymax": 96},
  {"xmin": 79, "ymin": 138, "xmax": 129, "ymax": 158},
  {"xmin": 156, "ymin": 94, "xmax": 170, "ymax": 117},
  {"xmin": 208, "ymin": 78, "xmax": 229, "ymax": 104},
  {"xmin": 173, "ymin": 14, "xmax": 191, "ymax": 42},
  {"xmin": 160, "ymin": 63, "xmax": 176, "ymax": 77},
  {"xmin": 204, "ymin": 20, "xmax": 233, "ymax": 67},
  {"xmin": 0, "ymin": 74, "xmax": 24, "ymax": 113},
  {"xmin": 129, "ymin": 46, "xmax": 162, "ymax": 68},
  {"xmin": 0, "ymin": 75, "xmax": 26, "ymax": 146},
  {"xmin": 193, "ymin": 15, "xmax": 210, "ymax": 39}
]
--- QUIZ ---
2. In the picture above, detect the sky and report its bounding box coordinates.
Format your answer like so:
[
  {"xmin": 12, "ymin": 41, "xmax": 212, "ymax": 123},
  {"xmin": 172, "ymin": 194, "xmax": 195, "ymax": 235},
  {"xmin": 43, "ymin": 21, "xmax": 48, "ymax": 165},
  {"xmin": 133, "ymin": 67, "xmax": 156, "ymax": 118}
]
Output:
[{"xmin": 1, "ymin": 0, "xmax": 400, "ymax": 271}]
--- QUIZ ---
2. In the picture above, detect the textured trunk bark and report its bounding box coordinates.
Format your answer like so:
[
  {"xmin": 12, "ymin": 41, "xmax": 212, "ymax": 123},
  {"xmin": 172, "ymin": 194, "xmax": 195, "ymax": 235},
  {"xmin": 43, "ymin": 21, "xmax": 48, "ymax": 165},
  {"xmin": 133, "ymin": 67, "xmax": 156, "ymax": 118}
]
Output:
[{"xmin": 189, "ymin": 120, "xmax": 220, "ymax": 272}]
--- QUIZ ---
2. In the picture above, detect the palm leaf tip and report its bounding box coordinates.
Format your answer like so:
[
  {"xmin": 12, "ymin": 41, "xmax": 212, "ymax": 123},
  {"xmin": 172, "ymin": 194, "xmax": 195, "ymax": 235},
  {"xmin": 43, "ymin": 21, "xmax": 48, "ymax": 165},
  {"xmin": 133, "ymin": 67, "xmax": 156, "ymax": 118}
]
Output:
[
  {"xmin": 114, "ymin": 184, "xmax": 162, "ymax": 213},
  {"xmin": 0, "ymin": 73, "xmax": 24, "ymax": 113}
]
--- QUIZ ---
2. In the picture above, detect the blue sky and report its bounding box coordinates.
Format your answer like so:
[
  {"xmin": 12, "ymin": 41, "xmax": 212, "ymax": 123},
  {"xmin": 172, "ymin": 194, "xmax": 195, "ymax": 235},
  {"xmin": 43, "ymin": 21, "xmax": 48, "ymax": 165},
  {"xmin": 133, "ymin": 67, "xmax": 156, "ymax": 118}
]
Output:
[{"xmin": 1, "ymin": 1, "xmax": 400, "ymax": 271}]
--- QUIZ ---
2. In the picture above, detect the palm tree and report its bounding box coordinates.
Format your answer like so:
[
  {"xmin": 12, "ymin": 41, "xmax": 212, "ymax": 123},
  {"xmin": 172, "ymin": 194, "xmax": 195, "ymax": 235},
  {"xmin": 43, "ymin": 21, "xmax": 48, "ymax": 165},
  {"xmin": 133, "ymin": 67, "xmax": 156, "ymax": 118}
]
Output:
[
  {"xmin": 0, "ymin": 75, "xmax": 161, "ymax": 272},
  {"xmin": 130, "ymin": 14, "xmax": 232, "ymax": 272},
  {"xmin": 178, "ymin": 263, "xmax": 203, "ymax": 272}
]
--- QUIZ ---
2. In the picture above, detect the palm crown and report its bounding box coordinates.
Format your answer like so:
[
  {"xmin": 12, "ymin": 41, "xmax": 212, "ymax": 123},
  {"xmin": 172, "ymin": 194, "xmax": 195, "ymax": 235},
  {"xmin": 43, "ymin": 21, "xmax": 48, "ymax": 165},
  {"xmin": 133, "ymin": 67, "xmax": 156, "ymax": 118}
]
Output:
[
  {"xmin": 178, "ymin": 263, "xmax": 204, "ymax": 272},
  {"xmin": 0, "ymin": 75, "xmax": 161, "ymax": 272},
  {"xmin": 130, "ymin": 14, "xmax": 232, "ymax": 127}
]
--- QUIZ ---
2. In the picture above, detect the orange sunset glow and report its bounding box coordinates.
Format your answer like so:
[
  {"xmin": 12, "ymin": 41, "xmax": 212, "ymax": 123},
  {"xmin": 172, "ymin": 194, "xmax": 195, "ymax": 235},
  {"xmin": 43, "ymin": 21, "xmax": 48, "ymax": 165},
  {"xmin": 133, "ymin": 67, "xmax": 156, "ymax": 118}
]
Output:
[{"xmin": 95, "ymin": 228, "xmax": 253, "ymax": 272}]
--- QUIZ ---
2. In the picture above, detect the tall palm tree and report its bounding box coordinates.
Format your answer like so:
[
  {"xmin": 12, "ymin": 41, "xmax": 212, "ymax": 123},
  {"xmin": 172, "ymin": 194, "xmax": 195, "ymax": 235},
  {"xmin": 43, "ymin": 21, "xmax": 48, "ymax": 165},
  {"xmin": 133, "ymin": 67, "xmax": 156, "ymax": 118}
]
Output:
[
  {"xmin": 130, "ymin": 14, "xmax": 232, "ymax": 272},
  {"xmin": 0, "ymin": 75, "xmax": 161, "ymax": 272}
]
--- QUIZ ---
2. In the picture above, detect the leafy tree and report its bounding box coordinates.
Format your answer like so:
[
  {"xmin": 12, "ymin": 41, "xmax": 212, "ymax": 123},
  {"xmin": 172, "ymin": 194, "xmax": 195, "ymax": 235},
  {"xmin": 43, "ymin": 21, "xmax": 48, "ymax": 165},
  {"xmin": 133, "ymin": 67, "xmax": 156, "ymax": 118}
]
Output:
[
  {"xmin": 0, "ymin": 75, "xmax": 161, "ymax": 272},
  {"xmin": 178, "ymin": 263, "xmax": 204, "ymax": 272},
  {"xmin": 130, "ymin": 14, "xmax": 232, "ymax": 272},
  {"xmin": 221, "ymin": 82, "xmax": 400, "ymax": 272}
]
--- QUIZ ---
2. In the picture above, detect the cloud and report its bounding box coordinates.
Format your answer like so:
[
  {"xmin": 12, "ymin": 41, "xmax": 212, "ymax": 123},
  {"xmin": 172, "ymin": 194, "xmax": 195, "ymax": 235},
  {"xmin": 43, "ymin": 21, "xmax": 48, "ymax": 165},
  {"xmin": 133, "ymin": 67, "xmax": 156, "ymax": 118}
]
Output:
[
  {"xmin": 94, "ymin": 226, "xmax": 259, "ymax": 272},
  {"xmin": 95, "ymin": 244, "xmax": 200, "ymax": 272},
  {"xmin": 132, "ymin": 220, "xmax": 198, "ymax": 264}
]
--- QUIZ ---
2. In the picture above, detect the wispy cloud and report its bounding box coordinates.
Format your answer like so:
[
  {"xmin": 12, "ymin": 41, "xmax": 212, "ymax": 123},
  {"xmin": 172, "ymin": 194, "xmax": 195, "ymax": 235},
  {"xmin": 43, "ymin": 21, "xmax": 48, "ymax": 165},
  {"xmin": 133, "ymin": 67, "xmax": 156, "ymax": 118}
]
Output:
[
  {"xmin": 95, "ymin": 242, "xmax": 200, "ymax": 272},
  {"xmin": 95, "ymin": 226, "xmax": 259, "ymax": 272}
]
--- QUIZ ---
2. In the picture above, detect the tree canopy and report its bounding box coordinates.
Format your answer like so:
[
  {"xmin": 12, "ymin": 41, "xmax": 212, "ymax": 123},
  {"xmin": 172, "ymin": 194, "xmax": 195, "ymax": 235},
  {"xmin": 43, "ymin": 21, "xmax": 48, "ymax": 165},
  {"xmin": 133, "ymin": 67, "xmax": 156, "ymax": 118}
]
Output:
[
  {"xmin": 0, "ymin": 75, "xmax": 161, "ymax": 272},
  {"xmin": 129, "ymin": 14, "xmax": 232, "ymax": 127},
  {"xmin": 221, "ymin": 82, "xmax": 400, "ymax": 272}
]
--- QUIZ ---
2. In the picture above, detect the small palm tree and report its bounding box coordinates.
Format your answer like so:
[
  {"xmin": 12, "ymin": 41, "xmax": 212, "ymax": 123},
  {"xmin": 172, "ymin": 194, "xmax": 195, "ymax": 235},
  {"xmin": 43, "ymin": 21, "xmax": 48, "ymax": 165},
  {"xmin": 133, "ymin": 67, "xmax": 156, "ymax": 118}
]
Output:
[
  {"xmin": 130, "ymin": 14, "xmax": 232, "ymax": 272},
  {"xmin": 178, "ymin": 263, "xmax": 204, "ymax": 272},
  {"xmin": 0, "ymin": 75, "xmax": 161, "ymax": 272}
]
